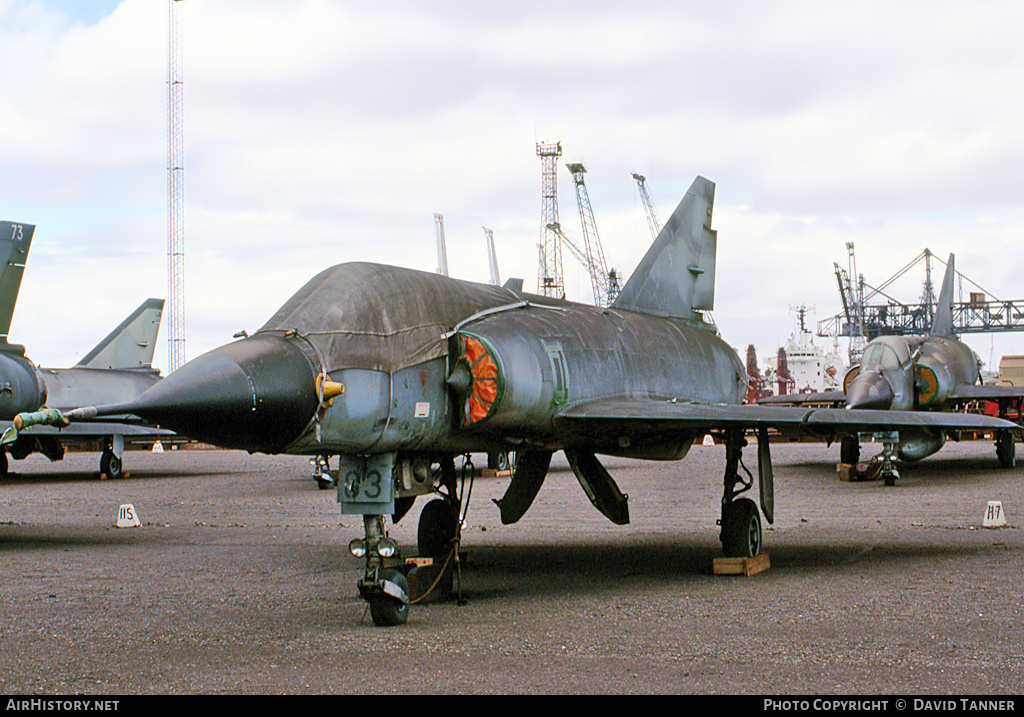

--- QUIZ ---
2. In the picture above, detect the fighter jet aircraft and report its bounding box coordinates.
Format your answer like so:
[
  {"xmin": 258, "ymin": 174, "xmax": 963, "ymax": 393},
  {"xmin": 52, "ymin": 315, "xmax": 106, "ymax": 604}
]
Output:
[
  {"xmin": 44, "ymin": 180, "xmax": 1019, "ymax": 626},
  {"xmin": 0, "ymin": 220, "xmax": 172, "ymax": 478},
  {"xmin": 760, "ymin": 255, "xmax": 1024, "ymax": 483}
]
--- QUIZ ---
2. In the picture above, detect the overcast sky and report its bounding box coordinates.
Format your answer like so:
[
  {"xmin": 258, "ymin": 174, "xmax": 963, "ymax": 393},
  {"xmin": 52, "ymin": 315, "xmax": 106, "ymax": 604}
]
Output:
[{"xmin": 3, "ymin": 0, "xmax": 1024, "ymax": 377}]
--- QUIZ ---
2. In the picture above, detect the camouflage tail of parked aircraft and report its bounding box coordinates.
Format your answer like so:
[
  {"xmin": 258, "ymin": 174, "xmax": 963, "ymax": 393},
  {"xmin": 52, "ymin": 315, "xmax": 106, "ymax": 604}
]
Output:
[
  {"xmin": 0, "ymin": 220, "xmax": 172, "ymax": 478},
  {"xmin": 0, "ymin": 222, "xmax": 44, "ymax": 419},
  {"xmin": 45, "ymin": 180, "xmax": 1020, "ymax": 626}
]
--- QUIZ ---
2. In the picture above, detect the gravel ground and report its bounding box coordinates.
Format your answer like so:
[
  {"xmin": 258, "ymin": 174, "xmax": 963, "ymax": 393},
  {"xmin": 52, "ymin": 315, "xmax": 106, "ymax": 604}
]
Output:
[{"xmin": 0, "ymin": 439, "xmax": 1021, "ymax": 695}]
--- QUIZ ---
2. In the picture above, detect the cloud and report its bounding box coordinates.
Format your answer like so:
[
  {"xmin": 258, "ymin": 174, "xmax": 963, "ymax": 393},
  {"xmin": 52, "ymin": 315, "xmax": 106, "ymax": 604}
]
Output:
[{"xmin": 2, "ymin": 0, "xmax": 1024, "ymax": 372}]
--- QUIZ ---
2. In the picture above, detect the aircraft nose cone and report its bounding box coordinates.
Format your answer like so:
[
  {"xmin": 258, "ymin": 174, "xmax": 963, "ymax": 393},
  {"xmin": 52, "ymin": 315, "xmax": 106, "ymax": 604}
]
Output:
[
  {"xmin": 130, "ymin": 334, "xmax": 321, "ymax": 452},
  {"xmin": 845, "ymin": 371, "xmax": 894, "ymax": 410}
]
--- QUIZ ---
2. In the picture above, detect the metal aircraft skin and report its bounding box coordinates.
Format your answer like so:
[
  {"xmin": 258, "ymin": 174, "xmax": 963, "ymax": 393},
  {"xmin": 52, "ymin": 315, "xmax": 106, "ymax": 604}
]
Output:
[
  {"xmin": 760, "ymin": 254, "xmax": 1024, "ymax": 475},
  {"xmin": 50, "ymin": 180, "xmax": 1020, "ymax": 626},
  {"xmin": 0, "ymin": 220, "xmax": 171, "ymax": 478}
]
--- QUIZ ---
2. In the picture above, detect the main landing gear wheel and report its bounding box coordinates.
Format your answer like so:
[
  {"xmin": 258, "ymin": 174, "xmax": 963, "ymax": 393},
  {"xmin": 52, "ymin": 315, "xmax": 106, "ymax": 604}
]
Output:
[
  {"xmin": 996, "ymin": 430, "xmax": 1016, "ymax": 469},
  {"xmin": 720, "ymin": 498, "xmax": 762, "ymax": 558},
  {"xmin": 368, "ymin": 568, "xmax": 410, "ymax": 627},
  {"xmin": 487, "ymin": 451, "xmax": 511, "ymax": 471},
  {"xmin": 100, "ymin": 449, "xmax": 122, "ymax": 479},
  {"xmin": 417, "ymin": 499, "xmax": 458, "ymax": 558}
]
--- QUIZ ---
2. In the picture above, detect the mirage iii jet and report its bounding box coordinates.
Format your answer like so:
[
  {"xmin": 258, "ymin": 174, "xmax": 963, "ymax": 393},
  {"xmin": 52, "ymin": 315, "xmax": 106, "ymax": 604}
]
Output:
[
  {"xmin": 48, "ymin": 179, "xmax": 1019, "ymax": 626},
  {"xmin": 0, "ymin": 220, "xmax": 172, "ymax": 478},
  {"xmin": 760, "ymin": 254, "xmax": 1024, "ymax": 484}
]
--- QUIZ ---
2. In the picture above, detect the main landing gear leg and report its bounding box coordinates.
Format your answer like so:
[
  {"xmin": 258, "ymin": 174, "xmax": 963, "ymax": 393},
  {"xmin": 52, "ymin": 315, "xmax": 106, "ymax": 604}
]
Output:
[
  {"xmin": 418, "ymin": 455, "xmax": 461, "ymax": 558},
  {"xmin": 419, "ymin": 458, "xmax": 460, "ymax": 561},
  {"xmin": 995, "ymin": 399, "xmax": 1018, "ymax": 470},
  {"xmin": 996, "ymin": 429, "xmax": 1016, "ymax": 470},
  {"xmin": 718, "ymin": 428, "xmax": 762, "ymax": 558},
  {"xmin": 100, "ymin": 435, "xmax": 124, "ymax": 479}
]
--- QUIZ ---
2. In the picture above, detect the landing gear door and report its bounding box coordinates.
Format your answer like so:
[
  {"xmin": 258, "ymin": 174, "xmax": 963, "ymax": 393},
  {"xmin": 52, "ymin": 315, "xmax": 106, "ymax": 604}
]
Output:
[
  {"xmin": 757, "ymin": 426, "xmax": 774, "ymax": 525},
  {"xmin": 337, "ymin": 453, "xmax": 395, "ymax": 515}
]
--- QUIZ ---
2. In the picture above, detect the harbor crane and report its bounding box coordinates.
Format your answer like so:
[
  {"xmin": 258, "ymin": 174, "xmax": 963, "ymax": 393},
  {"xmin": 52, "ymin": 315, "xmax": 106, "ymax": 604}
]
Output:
[
  {"xmin": 631, "ymin": 172, "xmax": 661, "ymax": 240},
  {"xmin": 536, "ymin": 142, "xmax": 565, "ymax": 298},
  {"xmin": 822, "ymin": 246, "xmax": 1024, "ymax": 364},
  {"xmin": 565, "ymin": 162, "xmax": 620, "ymax": 307},
  {"xmin": 833, "ymin": 242, "xmax": 865, "ymax": 364}
]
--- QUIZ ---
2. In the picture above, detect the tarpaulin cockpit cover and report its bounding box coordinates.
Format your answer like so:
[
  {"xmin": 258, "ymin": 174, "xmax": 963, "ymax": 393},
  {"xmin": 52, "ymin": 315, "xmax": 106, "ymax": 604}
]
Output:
[{"xmin": 256, "ymin": 262, "xmax": 519, "ymax": 374}]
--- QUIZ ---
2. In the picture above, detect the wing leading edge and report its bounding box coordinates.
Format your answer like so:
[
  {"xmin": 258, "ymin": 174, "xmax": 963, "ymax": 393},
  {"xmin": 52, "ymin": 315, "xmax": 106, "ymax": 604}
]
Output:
[
  {"xmin": 759, "ymin": 385, "xmax": 1024, "ymax": 406},
  {"xmin": 949, "ymin": 384, "xmax": 1024, "ymax": 402},
  {"xmin": 553, "ymin": 398, "xmax": 1020, "ymax": 438}
]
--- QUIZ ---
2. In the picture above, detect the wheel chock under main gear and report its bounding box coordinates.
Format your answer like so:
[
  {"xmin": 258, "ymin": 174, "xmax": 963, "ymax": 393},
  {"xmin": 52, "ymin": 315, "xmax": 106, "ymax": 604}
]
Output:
[
  {"xmin": 713, "ymin": 552, "xmax": 770, "ymax": 577},
  {"xmin": 836, "ymin": 462, "xmax": 880, "ymax": 482},
  {"xmin": 405, "ymin": 556, "xmax": 454, "ymax": 603}
]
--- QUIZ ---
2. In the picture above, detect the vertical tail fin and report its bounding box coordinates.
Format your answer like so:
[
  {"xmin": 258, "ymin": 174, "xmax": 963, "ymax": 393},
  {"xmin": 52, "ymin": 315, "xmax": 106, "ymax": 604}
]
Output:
[
  {"xmin": 76, "ymin": 299, "xmax": 165, "ymax": 370},
  {"xmin": 931, "ymin": 254, "xmax": 955, "ymax": 338},
  {"xmin": 611, "ymin": 176, "xmax": 716, "ymax": 319},
  {"xmin": 0, "ymin": 221, "xmax": 35, "ymax": 345}
]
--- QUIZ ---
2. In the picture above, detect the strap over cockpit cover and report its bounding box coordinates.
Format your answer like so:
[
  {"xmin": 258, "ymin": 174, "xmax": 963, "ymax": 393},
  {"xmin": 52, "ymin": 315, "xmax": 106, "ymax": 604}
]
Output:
[{"xmin": 257, "ymin": 262, "xmax": 519, "ymax": 373}]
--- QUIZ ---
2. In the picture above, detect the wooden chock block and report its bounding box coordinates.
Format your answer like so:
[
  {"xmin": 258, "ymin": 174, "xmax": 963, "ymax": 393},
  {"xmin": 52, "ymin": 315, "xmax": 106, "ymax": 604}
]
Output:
[
  {"xmin": 713, "ymin": 552, "xmax": 770, "ymax": 576},
  {"xmin": 405, "ymin": 557, "xmax": 453, "ymax": 603},
  {"xmin": 837, "ymin": 462, "xmax": 878, "ymax": 482}
]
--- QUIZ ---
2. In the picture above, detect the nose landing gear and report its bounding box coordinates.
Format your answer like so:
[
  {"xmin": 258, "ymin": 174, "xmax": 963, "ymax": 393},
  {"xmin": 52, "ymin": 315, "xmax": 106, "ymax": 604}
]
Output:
[{"xmin": 353, "ymin": 515, "xmax": 411, "ymax": 627}]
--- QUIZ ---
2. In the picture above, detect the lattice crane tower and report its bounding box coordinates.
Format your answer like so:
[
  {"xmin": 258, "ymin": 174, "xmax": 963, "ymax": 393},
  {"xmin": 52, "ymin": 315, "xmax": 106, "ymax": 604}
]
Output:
[
  {"xmin": 566, "ymin": 162, "xmax": 618, "ymax": 306},
  {"xmin": 631, "ymin": 172, "xmax": 661, "ymax": 240},
  {"xmin": 167, "ymin": 0, "xmax": 186, "ymax": 371},
  {"xmin": 536, "ymin": 142, "xmax": 564, "ymax": 298}
]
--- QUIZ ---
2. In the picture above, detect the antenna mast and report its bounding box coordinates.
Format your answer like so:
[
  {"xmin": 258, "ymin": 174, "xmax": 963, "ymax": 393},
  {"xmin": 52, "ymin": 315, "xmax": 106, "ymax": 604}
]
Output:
[
  {"xmin": 167, "ymin": 0, "xmax": 185, "ymax": 371},
  {"xmin": 434, "ymin": 213, "xmax": 448, "ymax": 276},
  {"xmin": 483, "ymin": 227, "xmax": 500, "ymax": 285}
]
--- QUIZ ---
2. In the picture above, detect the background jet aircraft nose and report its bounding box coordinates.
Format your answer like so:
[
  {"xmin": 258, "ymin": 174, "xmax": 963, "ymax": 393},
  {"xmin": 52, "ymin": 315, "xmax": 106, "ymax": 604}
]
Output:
[
  {"xmin": 126, "ymin": 334, "xmax": 321, "ymax": 453},
  {"xmin": 844, "ymin": 371, "xmax": 895, "ymax": 410}
]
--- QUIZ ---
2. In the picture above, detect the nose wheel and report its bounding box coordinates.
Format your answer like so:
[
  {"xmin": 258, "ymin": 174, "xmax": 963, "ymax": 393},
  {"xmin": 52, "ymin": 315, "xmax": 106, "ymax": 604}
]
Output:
[{"xmin": 365, "ymin": 568, "xmax": 410, "ymax": 627}]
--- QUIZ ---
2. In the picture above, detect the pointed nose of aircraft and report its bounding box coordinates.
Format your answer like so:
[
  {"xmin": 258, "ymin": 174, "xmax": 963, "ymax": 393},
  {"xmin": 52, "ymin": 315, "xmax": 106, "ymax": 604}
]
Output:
[
  {"xmin": 844, "ymin": 371, "xmax": 894, "ymax": 410},
  {"xmin": 127, "ymin": 334, "xmax": 322, "ymax": 453}
]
